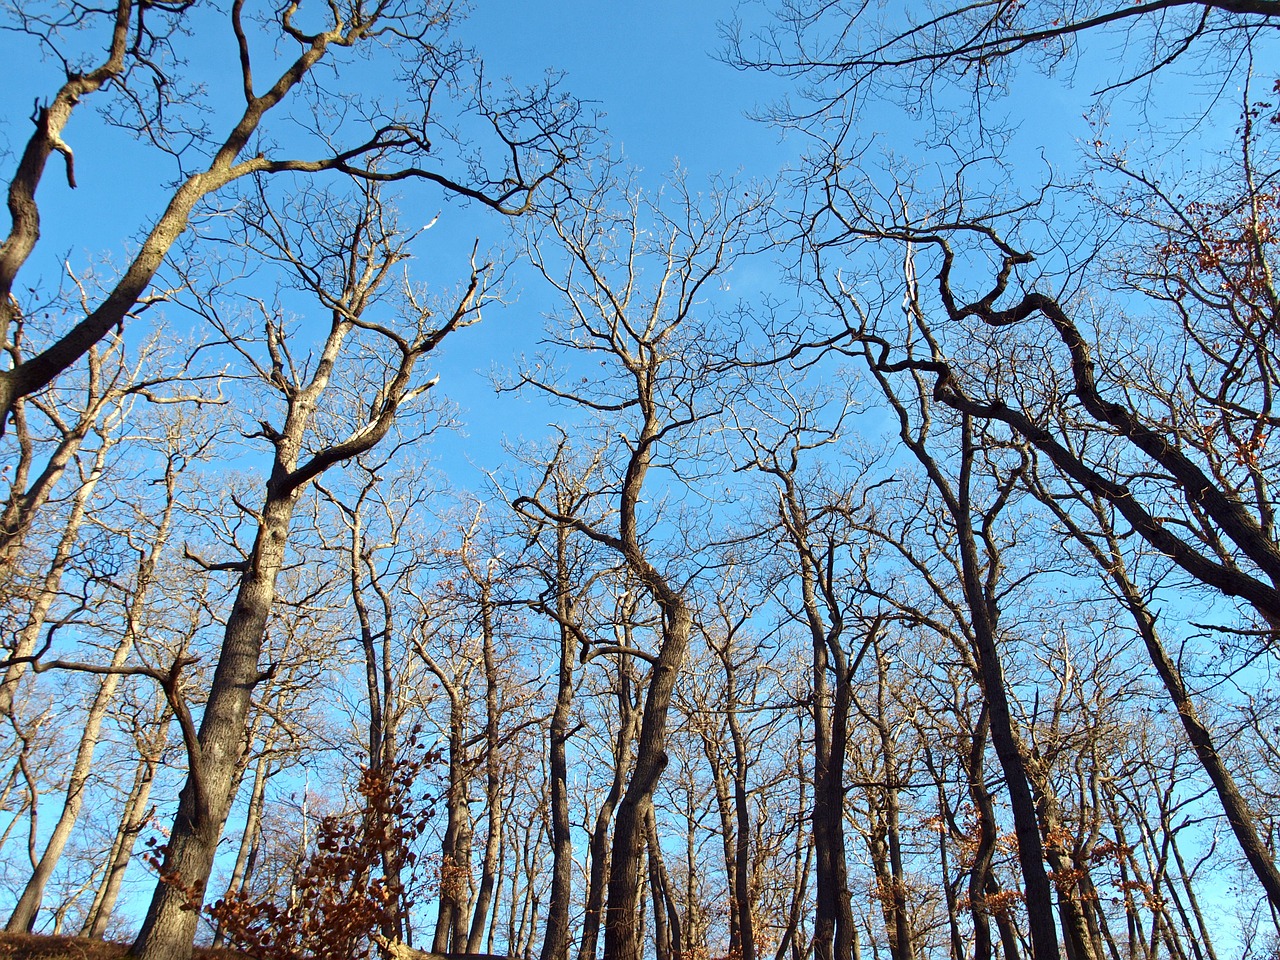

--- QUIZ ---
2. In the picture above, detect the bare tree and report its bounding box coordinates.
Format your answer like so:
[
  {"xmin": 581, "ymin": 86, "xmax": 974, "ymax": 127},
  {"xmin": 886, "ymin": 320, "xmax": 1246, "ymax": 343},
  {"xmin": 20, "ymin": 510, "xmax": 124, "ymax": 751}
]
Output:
[
  {"xmin": 132, "ymin": 181, "xmax": 492, "ymax": 960},
  {"xmin": 0, "ymin": 0, "xmax": 586, "ymax": 424},
  {"xmin": 737, "ymin": 400, "xmax": 875, "ymax": 960},
  {"xmin": 6, "ymin": 412, "xmax": 196, "ymax": 931},
  {"xmin": 507, "ymin": 438, "xmax": 614, "ymax": 960},
  {"xmin": 726, "ymin": 0, "xmax": 1279, "ymax": 124},
  {"xmin": 511, "ymin": 165, "xmax": 767, "ymax": 960},
  {"xmin": 735, "ymin": 0, "xmax": 1280, "ymax": 945}
]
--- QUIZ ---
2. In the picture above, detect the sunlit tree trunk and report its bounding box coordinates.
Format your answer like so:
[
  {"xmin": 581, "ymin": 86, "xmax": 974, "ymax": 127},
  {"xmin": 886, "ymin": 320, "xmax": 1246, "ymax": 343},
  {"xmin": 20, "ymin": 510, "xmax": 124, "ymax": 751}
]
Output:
[
  {"xmin": 133, "ymin": 187, "xmax": 485, "ymax": 960},
  {"xmin": 82, "ymin": 722, "xmax": 167, "ymax": 938},
  {"xmin": 7, "ymin": 435, "xmax": 178, "ymax": 931}
]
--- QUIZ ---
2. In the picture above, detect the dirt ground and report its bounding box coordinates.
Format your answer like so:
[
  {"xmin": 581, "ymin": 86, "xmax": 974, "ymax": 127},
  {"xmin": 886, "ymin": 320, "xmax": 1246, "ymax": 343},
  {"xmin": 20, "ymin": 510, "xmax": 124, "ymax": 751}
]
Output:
[{"xmin": 0, "ymin": 934, "xmax": 245, "ymax": 960}]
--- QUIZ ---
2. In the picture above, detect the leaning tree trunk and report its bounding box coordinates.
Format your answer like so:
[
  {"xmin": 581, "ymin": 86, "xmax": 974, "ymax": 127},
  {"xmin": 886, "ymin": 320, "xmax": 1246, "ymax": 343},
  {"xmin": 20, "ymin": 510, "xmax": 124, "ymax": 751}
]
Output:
[
  {"xmin": 82, "ymin": 742, "xmax": 164, "ymax": 938},
  {"xmin": 601, "ymin": 594, "xmax": 693, "ymax": 960},
  {"xmin": 131, "ymin": 489, "xmax": 302, "ymax": 960},
  {"xmin": 578, "ymin": 655, "xmax": 639, "ymax": 960},
  {"xmin": 8, "ymin": 447, "xmax": 175, "ymax": 932}
]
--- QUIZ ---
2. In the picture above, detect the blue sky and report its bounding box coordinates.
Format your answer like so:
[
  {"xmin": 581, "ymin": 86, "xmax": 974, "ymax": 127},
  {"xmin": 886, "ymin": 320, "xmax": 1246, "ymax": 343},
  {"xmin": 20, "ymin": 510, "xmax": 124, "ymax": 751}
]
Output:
[
  {"xmin": 459, "ymin": 2, "xmax": 792, "ymax": 182},
  {"xmin": 3, "ymin": 0, "xmax": 1276, "ymax": 944},
  {"xmin": 0, "ymin": 1, "xmax": 805, "ymax": 489},
  {"xmin": 0, "ymin": 0, "xmax": 1107, "ymax": 491}
]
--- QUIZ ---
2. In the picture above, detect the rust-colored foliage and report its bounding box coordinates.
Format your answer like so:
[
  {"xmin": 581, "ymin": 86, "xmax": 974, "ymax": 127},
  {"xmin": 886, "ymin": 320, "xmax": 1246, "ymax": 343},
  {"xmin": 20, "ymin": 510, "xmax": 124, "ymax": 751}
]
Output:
[{"xmin": 199, "ymin": 744, "xmax": 437, "ymax": 960}]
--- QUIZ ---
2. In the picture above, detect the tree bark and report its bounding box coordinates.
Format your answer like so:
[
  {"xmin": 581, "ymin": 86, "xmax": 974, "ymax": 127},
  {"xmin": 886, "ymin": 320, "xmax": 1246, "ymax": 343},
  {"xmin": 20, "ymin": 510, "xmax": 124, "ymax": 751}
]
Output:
[
  {"xmin": 131, "ymin": 490, "xmax": 303, "ymax": 960},
  {"xmin": 211, "ymin": 746, "xmax": 272, "ymax": 948},
  {"xmin": 431, "ymin": 680, "xmax": 474, "ymax": 955},
  {"xmin": 468, "ymin": 583, "xmax": 505, "ymax": 955},
  {"xmin": 577, "ymin": 654, "xmax": 638, "ymax": 960},
  {"xmin": 539, "ymin": 519, "xmax": 581, "ymax": 960},
  {"xmin": 601, "ymin": 596, "xmax": 692, "ymax": 960}
]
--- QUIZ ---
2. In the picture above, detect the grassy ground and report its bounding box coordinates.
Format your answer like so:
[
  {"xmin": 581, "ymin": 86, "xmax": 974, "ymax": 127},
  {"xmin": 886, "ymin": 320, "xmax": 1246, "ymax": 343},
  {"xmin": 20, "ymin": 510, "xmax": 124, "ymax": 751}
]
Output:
[{"xmin": 0, "ymin": 933, "xmax": 244, "ymax": 960}]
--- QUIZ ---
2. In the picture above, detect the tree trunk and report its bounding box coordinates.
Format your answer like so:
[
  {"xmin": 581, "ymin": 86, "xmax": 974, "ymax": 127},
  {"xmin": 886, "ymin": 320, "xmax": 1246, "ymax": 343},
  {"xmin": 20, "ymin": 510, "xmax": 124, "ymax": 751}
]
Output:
[
  {"xmin": 724, "ymin": 654, "xmax": 757, "ymax": 960},
  {"xmin": 601, "ymin": 599, "xmax": 692, "ymax": 960},
  {"xmin": 468, "ymin": 584, "xmax": 504, "ymax": 954},
  {"xmin": 700, "ymin": 720, "xmax": 741, "ymax": 957},
  {"xmin": 577, "ymin": 656, "xmax": 638, "ymax": 960},
  {"xmin": 7, "ymin": 647, "xmax": 134, "ymax": 931},
  {"xmin": 646, "ymin": 804, "xmax": 682, "ymax": 960},
  {"xmin": 812, "ymin": 636, "xmax": 856, "ymax": 960},
  {"xmin": 8, "ymin": 449, "xmax": 174, "ymax": 931},
  {"xmin": 539, "ymin": 525, "xmax": 579, "ymax": 960},
  {"xmin": 211, "ymin": 747, "xmax": 272, "ymax": 947},
  {"xmin": 949, "ymin": 421, "xmax": 1060, "ymax": 960},
  {"xmin": 867, "ymin": 645, "xmax": 914, "ymax": 960},
  {"xmin": 1026, "ymin": 769, "xmax": 1097, "ymax": 960},
  {"xmin": 433, "ymin": 693, "xmax": 474, "ymax": 954},
  {"xmin": 131, "ymin": 489, "xmax": 301, "ymax": 960},
  {"xmin": 82, "ymin": 746, "xmax": 162, "ymax": 938}
]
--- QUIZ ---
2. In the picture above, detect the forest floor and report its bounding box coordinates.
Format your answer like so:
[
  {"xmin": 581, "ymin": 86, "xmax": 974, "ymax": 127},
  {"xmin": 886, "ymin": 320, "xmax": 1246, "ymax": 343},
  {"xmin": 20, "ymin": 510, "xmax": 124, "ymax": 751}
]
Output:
[{"xmin": 0, "ymin": 934, "xmax": 245, "ymax": 960}]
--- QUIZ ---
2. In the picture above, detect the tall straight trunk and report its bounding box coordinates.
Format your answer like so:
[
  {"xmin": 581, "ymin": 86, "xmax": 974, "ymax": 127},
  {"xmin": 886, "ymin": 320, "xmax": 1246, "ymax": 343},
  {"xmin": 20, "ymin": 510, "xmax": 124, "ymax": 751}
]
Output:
[
  {"xmin": 812, "ymin": 642, "xmax": 856, "ymax": 960},
  {"xmin": 963, "ymin": 548, "xmax": 1058, "ymax": 960},
  {"xmin": 964, "ymin": 709, "xmax": 999, "ymax": 960},
  {"xmin": 513, "ymin": 809, "xmax": 543, "ymax": 958},
  {"xmin": 7, "ymin": 622, "xmax": 133, "ymax": 932},
  {"xmin": 771, "ymin": 739, "xmax": 811, "ymax": 960},
  {"xmin": 857, "ymin": 298, "xmax": 1061, "ymax": 960},
  {"xmin": 211, "ymin": 747, "xmax": 272, "ymax": 947},
  {"xmin": 924, "ymin": 752, "xmax": 964, "ymax": 960},
  {"xmin": 864, "ymin": 645, "xmax": 914, "ymax": 960},
  {"xmin": 341, "ymin": 495, "xmax": 410, "ymax": 942},
  {"xmin": 648, "ymin": 813, "xmax": 670, "ymax": 960},
  {"xmin": 1025, "ymin": 767, "xmax": 1097, "ymax": 960},
  {"xmin": 779, "ymin": 855, "xmax": 811, "ymax": 960},
  {"xmin": 1101, "ymin": 798, "xmax": 1147, "ymax": 960},
  {"xmin": 722, "ymin": 651, "xmax": 757, "ymax": 960},
  {"xmin": 763, "ymin": 463, "xmax": 863, "ymax": 960},
  {"xmin": 1168, "ymin": 827, "xmax": 1217, "ymax": 960},
  {"xmin": 646, "ymin": 804, "xmax": 682, "ymax": 960},
  {"xmin": 578, "ymin": 656, "xmax": 638, "ymax": 960},
  {"xmin": 432, "ymin": 689, "xmax": 474, "ymax": 954},
  {"xmin": 867, "ymin": 772, "xmax": 913, "ymax": 960},
  {"xmin": 468, "ymin": 584, "xmax": 504, "ymax": 954},
  {"xmin": 82, "ymin": 746, "xmax": 162, "ymax": 938},
  {"xmin": 702, "ymin": 735, "xmax": 741, "ymax": 957},
  {"xmin": 991, "ymin": 886, "xmax": 1024, "ymax": 960},
  {"xmin": 513, "ymin": 178, "xmax": 758, "ymax": 960},
  {"xmin": 8, "ymin": 449, "xmax": 176, "ymax": 931},
  {"xmin": 539, "ymin": 521, "xmax": 580, "ymax": 960}
]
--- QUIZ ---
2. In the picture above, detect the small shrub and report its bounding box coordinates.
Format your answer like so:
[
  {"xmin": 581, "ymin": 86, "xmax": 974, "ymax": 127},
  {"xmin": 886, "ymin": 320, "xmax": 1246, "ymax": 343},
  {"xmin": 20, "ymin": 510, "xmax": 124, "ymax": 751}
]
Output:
[{"xmin": 206, "ymin": 745, "xmax": 437, "ymax": 960}]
